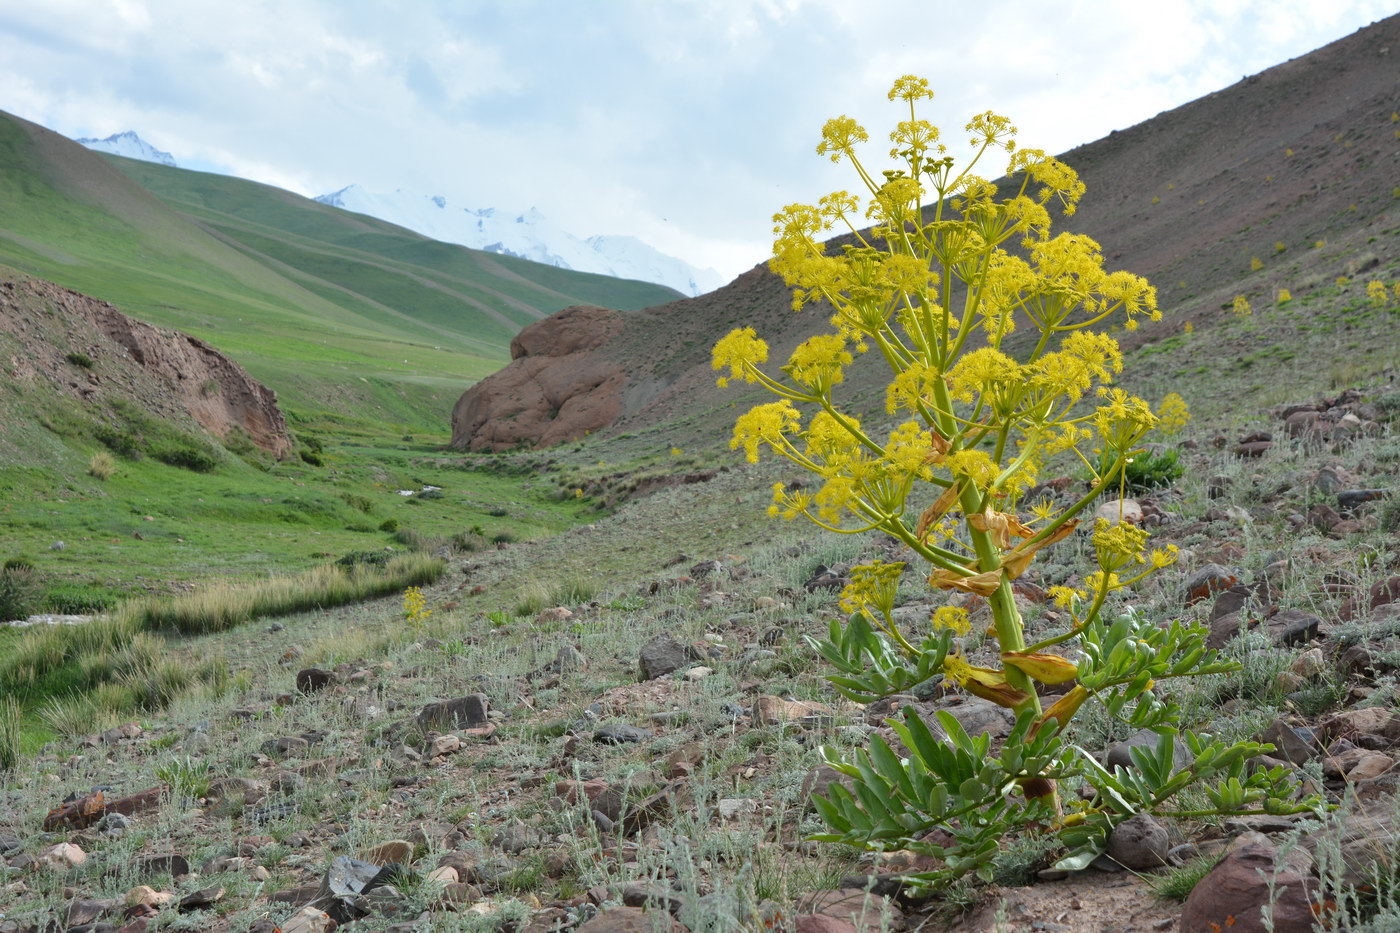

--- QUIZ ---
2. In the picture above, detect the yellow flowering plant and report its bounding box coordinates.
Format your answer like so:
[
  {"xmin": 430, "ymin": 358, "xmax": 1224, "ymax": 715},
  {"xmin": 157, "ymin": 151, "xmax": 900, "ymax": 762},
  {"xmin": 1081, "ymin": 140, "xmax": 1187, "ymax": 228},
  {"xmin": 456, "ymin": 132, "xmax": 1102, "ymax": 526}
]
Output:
[{"xmin": 714, "ymin": 77, "xmax": 1316, "ymax": 887}]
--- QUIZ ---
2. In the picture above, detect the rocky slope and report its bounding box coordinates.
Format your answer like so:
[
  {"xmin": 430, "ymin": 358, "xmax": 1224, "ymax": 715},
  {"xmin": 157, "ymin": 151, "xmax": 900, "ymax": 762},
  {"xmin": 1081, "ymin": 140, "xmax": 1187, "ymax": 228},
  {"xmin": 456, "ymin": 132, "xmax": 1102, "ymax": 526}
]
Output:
[
  {"xmin": 3, "ymin": 379, "xmax": 1399, "ymax": 932},
  {"xmin": 451, "ymin": 13, "xmax": 1400, "ymax": 451},
  {"xmin": 0, "ymin": 269, "xmax": 292, "ymax": 457}
]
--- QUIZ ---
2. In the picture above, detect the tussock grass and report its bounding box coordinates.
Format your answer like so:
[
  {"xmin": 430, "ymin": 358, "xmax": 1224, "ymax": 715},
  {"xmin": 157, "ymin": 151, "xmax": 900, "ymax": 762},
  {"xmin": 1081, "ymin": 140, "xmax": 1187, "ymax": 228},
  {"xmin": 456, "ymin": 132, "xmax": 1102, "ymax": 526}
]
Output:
[
  {"xmin": 88, "ymin": 450, "xmax": 115, "ymax": 480},
  {"xmin": 122, "ymin": 553, "xmax": 445, "ymax": 634},
  {"xmin": 0, "ymin": 695, "xmax": 21, "ymax": 772}
]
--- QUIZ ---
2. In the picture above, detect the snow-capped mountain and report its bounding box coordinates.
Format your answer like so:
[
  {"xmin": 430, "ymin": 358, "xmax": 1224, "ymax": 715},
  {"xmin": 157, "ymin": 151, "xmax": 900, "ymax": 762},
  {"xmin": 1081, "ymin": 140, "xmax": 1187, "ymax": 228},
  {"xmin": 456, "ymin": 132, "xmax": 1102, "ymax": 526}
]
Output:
[
  {"xmin": 74, "ymin": 131, "xmax": 177, "ymax": 167},
  {"xmin": 315, "ymin": 185, "xmax": 722, "ymax": 297}
]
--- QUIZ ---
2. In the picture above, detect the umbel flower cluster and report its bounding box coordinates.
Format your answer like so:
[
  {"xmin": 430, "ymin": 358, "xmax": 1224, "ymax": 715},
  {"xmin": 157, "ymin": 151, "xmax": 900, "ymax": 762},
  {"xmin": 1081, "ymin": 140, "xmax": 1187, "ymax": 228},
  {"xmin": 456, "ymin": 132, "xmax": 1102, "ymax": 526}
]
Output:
[{"xmin": 714, "ymin": 77, "xmax": 1315, "ymax": 886}]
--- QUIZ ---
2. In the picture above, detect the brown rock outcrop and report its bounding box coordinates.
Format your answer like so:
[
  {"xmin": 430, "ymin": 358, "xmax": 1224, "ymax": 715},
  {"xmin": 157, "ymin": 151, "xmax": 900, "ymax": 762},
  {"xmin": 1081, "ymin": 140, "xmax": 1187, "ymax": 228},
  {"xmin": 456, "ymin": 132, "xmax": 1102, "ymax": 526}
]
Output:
[
  {"xmin": 0, "ymin": 271, "xmax": 291, "ymax": 457},
  {"xmin": 450, "ymin": 305, "xmax": 625, "ymax": 451}
]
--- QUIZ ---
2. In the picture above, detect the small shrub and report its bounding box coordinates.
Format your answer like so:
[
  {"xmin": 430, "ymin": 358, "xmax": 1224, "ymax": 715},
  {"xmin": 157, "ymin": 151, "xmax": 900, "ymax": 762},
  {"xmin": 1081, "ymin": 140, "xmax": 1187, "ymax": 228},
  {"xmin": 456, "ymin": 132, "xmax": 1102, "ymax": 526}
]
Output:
[
  {"xmin": 1124, "ymin": 448, "xmax": 1185, "ymax": 492},
  {"xmin": 487, "ymin": 507, "xmax": 509, "ymax": 517},
  {"xmin": 418, "ymin": 488, "xmax": 444, "ymax": 500},
  {"xmin": 153, "ymin": 445, "xmax": 219, "ymax": 473},
  {"xmin": 3, "ymin": 556, "xmax": 35, "ymax": 572},
  {"xmin": 336, "ymin": 550, "xmax": 390, "ymax": 569},
  {"xmin": 88, "ymin": 451, "xmax": 116, "ymax": 480},
  {"xmin": 378, "ymin": 518, "xmax": 399, "ymax": 533},
  {"xmin": 339, "ymin": 493, "xmax": 375, "ymax": 514},
  {"xmin": 44, "ymin": 583, "xmax": 118, "ymax": 614},
  {"xmin": 299, "ymin": 449, "xmax": 324, "ymax": 466},
  {"xmin": 65, "ymin": 351, "xmax": 94, "ymax": 369},
  {"xmin": 94, "ymin": 426, "xmax": 141, "ymax": 459},
  {"xmin": 155, "ymin": 755, "xmax": 211, "ymax": 800}
]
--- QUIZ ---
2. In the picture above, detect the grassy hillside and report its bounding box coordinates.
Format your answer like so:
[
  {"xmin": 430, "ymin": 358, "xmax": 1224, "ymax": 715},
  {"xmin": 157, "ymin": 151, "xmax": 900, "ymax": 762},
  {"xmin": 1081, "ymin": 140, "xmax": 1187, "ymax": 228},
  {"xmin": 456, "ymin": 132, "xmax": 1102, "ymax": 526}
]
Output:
[{"xmin": 0, "ymin": 111, "xmax": 680, "ymax": 430}]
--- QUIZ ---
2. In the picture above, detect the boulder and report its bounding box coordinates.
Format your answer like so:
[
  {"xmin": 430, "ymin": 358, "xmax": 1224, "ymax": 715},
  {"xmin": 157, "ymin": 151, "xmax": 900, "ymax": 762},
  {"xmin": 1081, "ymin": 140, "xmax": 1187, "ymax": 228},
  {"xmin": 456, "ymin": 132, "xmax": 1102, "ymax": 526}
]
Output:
[
  {"xmin": 1181, "ymin": 832, "xmax": 1317, "ymax": 933},
  {"xmin": 418, "ymin": 694, "xmax": 489, "ymax": 730},
  {"xmin": 450, "ymin": 306, "xmax": 627, "ymax": 452}
]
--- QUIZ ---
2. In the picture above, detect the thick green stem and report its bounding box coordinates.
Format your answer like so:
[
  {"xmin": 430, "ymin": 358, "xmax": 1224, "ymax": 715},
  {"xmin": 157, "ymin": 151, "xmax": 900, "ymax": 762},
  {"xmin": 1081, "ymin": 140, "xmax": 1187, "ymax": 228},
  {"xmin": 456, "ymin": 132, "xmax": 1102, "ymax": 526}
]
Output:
[{"xmin": 929, "ymin": 382, "xmax": 1041, "ymax": 722}]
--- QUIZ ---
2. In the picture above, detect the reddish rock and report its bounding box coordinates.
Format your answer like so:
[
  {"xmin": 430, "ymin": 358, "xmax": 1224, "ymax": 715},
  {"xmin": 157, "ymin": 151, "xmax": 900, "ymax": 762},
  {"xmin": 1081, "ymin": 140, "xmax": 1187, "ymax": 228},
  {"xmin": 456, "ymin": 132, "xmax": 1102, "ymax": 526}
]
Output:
[
  {"xmin": 1185, "ymin": 564, "xmax": 1239, "ymax": 605},
  {"xmin": 799, "ymin": 890, "xmax": 903, "ymax": 933},
  {"xmin": 1181, "ymin": 833, "xmax": 1317, "ymax": 933},
  {"xmin": 1234, "ymin": 440, "xmax": 1273, "ymax": 458},
  {"xmin": 450, "ymin": 305, "xmax": 627, "ymax": 451}
]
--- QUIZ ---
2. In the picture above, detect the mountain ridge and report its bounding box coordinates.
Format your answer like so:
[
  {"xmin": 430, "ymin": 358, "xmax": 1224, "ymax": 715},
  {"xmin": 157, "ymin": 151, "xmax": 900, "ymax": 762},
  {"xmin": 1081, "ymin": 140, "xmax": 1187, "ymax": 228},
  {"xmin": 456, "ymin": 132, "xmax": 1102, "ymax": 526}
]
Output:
[{"xmin": 315, "ymin": 184, "xmax": 723, "ymax": 297}]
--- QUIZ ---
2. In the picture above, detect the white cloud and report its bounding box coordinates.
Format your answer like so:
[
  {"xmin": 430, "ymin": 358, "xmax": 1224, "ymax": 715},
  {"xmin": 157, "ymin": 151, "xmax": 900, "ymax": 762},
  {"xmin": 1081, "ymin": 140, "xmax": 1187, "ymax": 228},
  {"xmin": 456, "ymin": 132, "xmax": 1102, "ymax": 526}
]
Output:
[{"xmin": 0, "ymin": 0, "xmax": 1392, "ymax": 282}]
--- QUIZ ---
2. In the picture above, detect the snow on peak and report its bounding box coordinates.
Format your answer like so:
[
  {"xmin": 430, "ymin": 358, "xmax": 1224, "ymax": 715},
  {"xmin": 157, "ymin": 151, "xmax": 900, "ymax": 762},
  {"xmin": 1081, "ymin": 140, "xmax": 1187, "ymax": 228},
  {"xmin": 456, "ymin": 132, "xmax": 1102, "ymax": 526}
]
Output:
[
  {"xmin": 312, "ymin": 185, "xmax": 722, "ymax": 297},
  {"xmin": 74, "ymin": 131, "xmax": 177, "ymax": 167}
]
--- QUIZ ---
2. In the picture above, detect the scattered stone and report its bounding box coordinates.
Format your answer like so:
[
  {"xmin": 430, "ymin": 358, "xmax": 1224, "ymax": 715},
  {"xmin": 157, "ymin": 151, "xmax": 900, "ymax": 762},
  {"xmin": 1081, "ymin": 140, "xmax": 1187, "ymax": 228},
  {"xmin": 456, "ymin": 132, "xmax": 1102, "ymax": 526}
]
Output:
[
  {"xmin": 492, "ymin": 819, "xmax": 542, "ymax": 854},
  {"xmin": 1345, "ymin": 752, "xmax": 1395, "ymax": 782},
  {"xmin": 62, "ymin": 897, "xmax": 117, "ymax": 926},
  {"xmin": 1234, "ymin": 440, "xmax": 1272, "ymax": 458},
  {"xmin": 177, "ymin": 886, "xmax": 224, "ymax": 910},
  {"xmin": 684, "ymin": 666, "xmax": 713, "ymax": 681},
  {"xmin": 430, "ymin": 734, "xmax": 462, "ymax": 756},
  {"xmin": 1321, "ymin": 707, "xmax": 1400, "ymax": 744},
  {"xmin": 1106, "ymin": 728, "xmax": 1190, "ymax": 771},
  {"xmin": 42, "ymin": 785, "xmax": 163, "ymax": 831},
  {"xmin": 1095, "ymin": 498, "xmax": 1143, "ymax": 525},
  {"xmin": 1185, "ymin": 564, "xmax": 1238, "ymax": 605},
  {"xmin": 1338, "ymin": 489, "xmax": 1387, "ymax": 510},
  {"xmin": 1181, "ymin": 832, "xmax": 1316, "ymax": 933},
  {"xmin": 800, "ymin": 889, "xmax": 903, "ymax": 933},
  {"xmin": 717, "ymin": 798, "xmax": 758, "ymax": 821},
  {"xmin": 550, "ymin": 644, "xmax": 588, "ymax": 672},
  {"xmin": 921, "ymin": 696, "xmax": 1015, "ymax": 742},
  {"xmin": 690, "ymin": 559, "xmax": 723, "ymax": 578},
  {"xmin": 316, "ymin": 856, "xmax": 384, "ymax": 923},
  {"xmin": 261, "ymin": 736, "xmax": 310, "ymax": 759},
  {"xmin": 417, "ymin": 694, "xmax": 489, "ymax": 730},
  {"xmin": 207, "ymin": 776, "xmax": 268, "ymax": 810},
  {"xmin": 804, "ymin": 565, "xmax": 847, "ymax": 591},
  {"xmin": 363, "ymin": 839, "xmax": 413, "ymax": 866},
  {"xmin": 1210, "ymin": 583, "xmax": 1255, "ymax": 621},
  {"xmin": 133, "ymin": 853, "xmax": 190, "ymax": 879},
  {"xmin": 1266, "ymin": 608, "xmax": 1321, "ymax": 647},
  {"xmin": 1107, "ymin": 813, "xmax": 1169, "ymax": 869},
  {"xmin": 752, "ymin": 695, "xmax": 831, "ymax": 726},
  {"xmin": 1259, "ymin": 719, "xmax": 1316, "ymax": 764},
  {"xmin": 96, "ymin": 812, "xmax": 131, "ymax": 836},
  {"xmin": 639, "ymin": 634, "xmax": 691, "ymax": 680},
  {"xmin": 1290, "ymin": 647, "xmax": 1326, "ymax": 677},
  {"xmin": 537, "ymin": 606, "xmax": 573, "ymax": 624},
  {"xmin": 595, "ymin": 723, "xmax": 652, "ymax": 745},
  {"xmin": 123, "ymin": 886, "xmax": 171, "ymax": 908},
  {"xmin": 279, "ymin": 906, "xmax": 336, "ymax": 933},
  {"xmin": 37, "ymin": 842, "xmax": 86, "ymax": 870},
  {"xmin": 621, "ymin": 881, "xmax": 685, "ymax": 915},
  {"xmin": 296, "ymin": 668, "xmax": 335, "ymax": 694}
]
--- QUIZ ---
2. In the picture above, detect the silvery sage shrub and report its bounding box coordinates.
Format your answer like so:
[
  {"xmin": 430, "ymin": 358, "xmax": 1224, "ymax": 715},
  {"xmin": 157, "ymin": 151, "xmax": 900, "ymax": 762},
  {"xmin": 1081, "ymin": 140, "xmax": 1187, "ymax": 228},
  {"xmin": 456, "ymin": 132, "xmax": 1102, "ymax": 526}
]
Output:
[{"xmin": 712, "ymin": 75, "xmax": 1319, "ymax": 887}]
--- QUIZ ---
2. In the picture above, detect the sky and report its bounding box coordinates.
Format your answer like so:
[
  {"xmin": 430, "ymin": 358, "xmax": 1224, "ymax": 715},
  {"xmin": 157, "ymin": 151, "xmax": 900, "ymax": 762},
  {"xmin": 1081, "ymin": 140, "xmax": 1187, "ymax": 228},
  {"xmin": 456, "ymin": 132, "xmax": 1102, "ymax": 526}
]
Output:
[{"xmin": 0, "ymin": 0, "xmax": 1395, "ymax": 284}]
